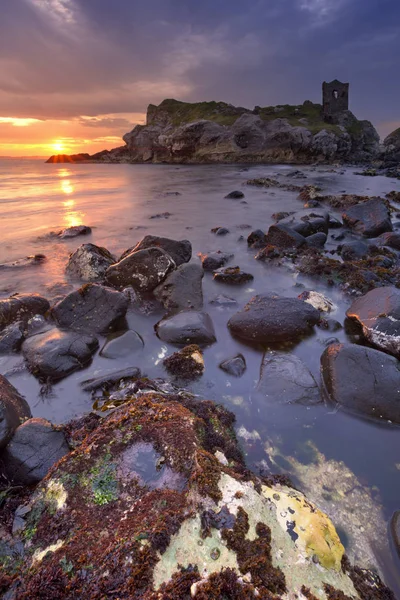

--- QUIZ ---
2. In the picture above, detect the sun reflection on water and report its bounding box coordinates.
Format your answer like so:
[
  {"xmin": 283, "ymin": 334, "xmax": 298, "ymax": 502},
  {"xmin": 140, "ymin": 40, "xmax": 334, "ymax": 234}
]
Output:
[{"xmin": 58, "ymin": 168, "xmax": 86, "ymax": 227}]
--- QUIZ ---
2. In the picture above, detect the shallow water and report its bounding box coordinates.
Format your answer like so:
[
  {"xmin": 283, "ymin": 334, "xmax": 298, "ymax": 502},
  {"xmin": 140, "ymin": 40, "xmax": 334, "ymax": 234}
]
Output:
[{"xmin": 1, "ymin": 158, "xmax": 400, "ymax": 593}]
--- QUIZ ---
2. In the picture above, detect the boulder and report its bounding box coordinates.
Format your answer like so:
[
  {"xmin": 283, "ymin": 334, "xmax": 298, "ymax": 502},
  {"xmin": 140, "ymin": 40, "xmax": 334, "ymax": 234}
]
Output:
[
  {"xmin": 306, "ymin": 232, "xmax": 327, "ymax": 248},
  {"xmin": 219, "ymin": 354, "xmax": 246, "ymax": 377},
  {"xmin": 342, "ymin": 198, "xmax": 392, "ymax": 238},
  {"xmin": 163, "ymin": 344, "xmax": 204, "ymax": 379},
  {"xmin": 213, "ymin": 266, "xmax": 254, "ymax": 285},
  {"xmin": 52, "ymin": 283, "xmax": 128, "ymax": 334},
  {"xmin": 58, "ymin": 225, "xmax": 91, "ymax": 239},
  {"xmin": 339, "ymin": 241, "xmax": 370, "ymax": 261},
  {"xmin": 265, "ymin": 224, "xmax": 306, "ymax": 249},
  {"xmin": 66, "ymin": 243, "xmax": 116, "ymax": 281},
  {"xmin": 278, "ymin": 210, "xmax": 329, "ymax": 237},
  {"xmin": 200, "ymin": 251, "xmax": 233, "ymax": 271},
  {"xmin": 0, "ymin": 375, "xmax": 31, "ymax": 449},
  {"xmin": 0, "ymin": 321, "xmax": 25, "ymax": 353},
  {"xmin": 256, "ymin": 352, "xmax": 320, "ymax": 406},
  {"xmin": 321, "ymin": 343, "xmax": 400, "ymax": 423},
  {"xmin": 3, "ymin": 418, "xmax": 69, "ymax": 485},
  {"xmin": 154, "ymin": 262, "xmax": 204, "ymax": 312},
  {"xmin": 155, "ymin": 311, "xmax": 216, "ymax": 346},
  {"xmin": 0, "ymin": 294, "xmax": 49, "ymax": 331},
  {"xmin": 247, "ymin": 229, "xmax": 267, "ymax": 248},
  {"xmin": 22, "ymin": 328, "xmax": 99, "ymax": 381},
  {"xmin": 377, "ymin": 231, "xmax": 400, "ymax": 250},
  {"xmin": 346, "ymin": 287, "xmax": 400, "ymax": 357},
  {"xmin": 228, "ymin": 295, "xmax": 320, "ymax": 344},
  {"xmin": 106, "ymin": 247, "xmax": 176, "ymax": 292},
  {"xmin": 120, "ymin": 235, "xmax": 192, "ymax": 266},
  {"xmin": 100, "ymin": 330, "xmax": 144, "ymax": 359},
  {"xmin": 225, "ymin": 190, "xmax": 244, "ymax": 199}
]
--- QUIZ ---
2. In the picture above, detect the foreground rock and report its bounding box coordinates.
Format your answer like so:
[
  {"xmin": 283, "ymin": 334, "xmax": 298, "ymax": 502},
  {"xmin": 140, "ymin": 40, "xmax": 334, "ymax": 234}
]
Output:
[
  {"xmin": 200, "ymin": 251, "xmax": 233, "ymax": 271},
  {"xmin": 106, "ymin": 247, "xmax": 176, "ymax": 291},
  {"xmin": 256, "ymin": 352, "xmax": 320, "ymax": 406},
  {"xmin": 22, "ymin": 329, "xmax": 99, "ymax": 381},
  {"xmin": 342, "ymin": 198, "xmax": 392, "ymax": 238},
  {"xmin": 346, "ymin": 287, "xmax": 400, "ymax": 357},
  {"xmin": 52, "ymin": 283, "xmax": 128, "ymax": 334},
  {"xmin": 321, "ymin": 343, "xmax": 400, "ymax": 423},
  {"xmin": 121, "ymin": 235, "xmax": 192, "ymax": 266},
  {"xmin": 66, "ymin": 243, "xmax": 116, "ymax": 281},
  {"xmin": 228, "ymin": 295, "xmax": 320, "ymax": 344},
  {"xmin": 0, "ymin": 294, "xmax": 49, "ymax": 330},
  {"xmin": 163, "ymin": 344, "xmax": 204, "ymax": 379},
  {"xmin": 2, "ymin": 391, "xmax": 391, "ymax": 599},
  {"xmin": 154, "ymin": 262, "xmax": 204, "ymax": 312},
  {"xmin": 2, "ymin": 418, "xmax": 69, "ymax": 485},
  {"xmin": 155, "ymin": 311, "xmax": 216, "ymax": 345},
  {"xmin": 0, "ymin": 375, "xmax": 31, "ymax": 449}
]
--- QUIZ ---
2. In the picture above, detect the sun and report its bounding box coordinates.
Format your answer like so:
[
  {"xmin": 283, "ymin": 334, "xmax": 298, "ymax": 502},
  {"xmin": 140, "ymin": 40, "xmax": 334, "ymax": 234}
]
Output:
[{"xmin": 52, "ymin": 140, "xmax": 65, "ymax": 153}]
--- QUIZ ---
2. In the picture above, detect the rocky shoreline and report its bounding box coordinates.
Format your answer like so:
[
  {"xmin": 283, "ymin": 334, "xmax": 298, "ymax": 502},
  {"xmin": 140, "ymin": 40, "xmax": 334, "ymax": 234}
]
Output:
[{"xmin": 1, "ymin": 172, "xmax": 400, "ymax": 597}]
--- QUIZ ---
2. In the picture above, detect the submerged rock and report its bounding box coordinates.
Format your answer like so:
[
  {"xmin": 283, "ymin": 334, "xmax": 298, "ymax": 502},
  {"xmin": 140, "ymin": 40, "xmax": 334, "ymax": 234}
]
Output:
[
  {"xmin": 209, "ymin": 294, "xmax": 238, "ymax": 307},
  {"xmin": 106, "ymin": 247, "xmax": 176, "ymax": 292},
  {"xmin": 200, "ymin": 251, "xmax": 233, "ymax": 271},
  {"xmin": 211, "ymin": 226, "xmax": 230, "ymax": 235},
  {"xmin": 99, "ymin": 330, "xmax": 144, "ymax": 359},
  {"xmin": 22, "ymin": 328, "xmax": 99, "ymax": 381},
  {"xmin": 256, "ymin": 352, "xmax": 320, "ymax": 406},
  {"xmin": 321, "ymin": 342, "xmax": 400, "ymax": 423},
  {"xmin": 219, "ymin": 354, "xmax": 246, "ymax": 377},
  {"xmin": 225, "ymin": 190, "xmax": 244, "ymax": 199},
  {"xmin": 155, "ymin": 311, "xmax": 216, "ymax": 346},
  {"xmin": 228, "ymin": 294, "xmax": 320, "ymax": 344},
  {"xmin": 3, "ymin": 418, "xmax": 69, "ymax": 485},
  {"xmin": 52, "ymin": 283, "xmax": 128, "ymax": 334},
  {"xmin": 0, "ymin": 254, "xmax": 46, "ymax": 270},
  {"xmin": 66, "ymin": 243, "xmax": 116, "ymax": 281},
  {"xmin": 154, "ymin": 262, "xmax": 204, "ymax": 312},
  {"xmin": 121, "ymin": 235, "xmax": 192, "ymax": 266},
  {"xmin": 346, "ymin": 286, "xmax": 400, "ymax": 357},
  {"xmin": 0, "ymin": 375, "xmax": 31, "ymax": 449},
  {"xmin": 213, "ymin": 266, "xmax": 254, "ymax": 285},
  {"xmin": 342, "ymin": 198, "xmax": 392, "ymax": 238},
  {"xmin": 163, "ymin": 344, "xmax": 204, "ymax": 379},
  {"xmin": 0, "ymin": 294, "xmax": 49, "ymax": 331},
  {"xmin": 58, "ymin": 225, "xmax": 92, "ymax": 239}
]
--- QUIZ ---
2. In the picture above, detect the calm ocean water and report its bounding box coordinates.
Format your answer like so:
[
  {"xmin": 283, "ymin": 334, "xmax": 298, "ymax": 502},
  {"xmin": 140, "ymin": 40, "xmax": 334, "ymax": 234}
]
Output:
[{"xmin": 1, "ymin": 158, "xmax": 400, "ymax": 592}]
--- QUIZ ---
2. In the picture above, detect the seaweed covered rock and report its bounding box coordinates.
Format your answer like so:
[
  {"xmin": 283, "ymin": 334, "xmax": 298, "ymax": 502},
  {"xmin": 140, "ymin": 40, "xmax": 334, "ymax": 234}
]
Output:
[
  {"xmin": 0, "ymin": 375, "xmax": 31, "ymax": 449},
  {"xmin": 228, "ymin": 294, "xmax": 320, "ymax": 344},
  {"xmin": 321, "ymin": 343, "xmax": 400, "ymax": 423},
  {"xmin": 1, "ymin": 391, "xmax": 383, "ymax": 600},
  {"xmin": 121, "ymin": 235, "xmax": 192, "ymax": 266},
  {"xmin": 154, "ymin": 262, "xmax": 204, "ymax": 312},
  {"xmin": 105, "ymin": 247, "xmax": 176, "ymax": 292},
  {"xmin": 52, "ymin": 283, "xmax": 128, "ymax": 334},
  {"xmin": 65, "ymin": 243, "xmax": 116, "ymax": 282},
  {"xmin": 0, "ymin": 294, "xmax": 49, "ymax": 331},
  {"xmin": 346, "ymin": 287, "xmax": 400, "ymax": 357},
  {"xmin": 163, "ymin": 344, "xmax": 204, "ymax": 379}
]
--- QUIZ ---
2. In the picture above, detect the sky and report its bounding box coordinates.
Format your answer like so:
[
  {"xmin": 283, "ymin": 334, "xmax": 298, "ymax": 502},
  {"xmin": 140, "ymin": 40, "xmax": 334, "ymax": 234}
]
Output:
[{"xmin": 0, "ymin": 0, "xmax": 400, "ymax": 156}]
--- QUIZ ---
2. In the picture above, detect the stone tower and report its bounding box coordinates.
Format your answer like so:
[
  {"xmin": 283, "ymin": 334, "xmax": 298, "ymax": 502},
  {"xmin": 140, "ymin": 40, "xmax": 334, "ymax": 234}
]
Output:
[{"xmin": 322, "ymin": 80, "xmax": 349, "ymax": 116}]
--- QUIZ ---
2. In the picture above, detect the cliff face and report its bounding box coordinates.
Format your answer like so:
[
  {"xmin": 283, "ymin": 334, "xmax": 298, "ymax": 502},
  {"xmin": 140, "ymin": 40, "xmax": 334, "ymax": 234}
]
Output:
[
  {"xmin": 383, "ymin": 127, "xmax": 400, "ymax": 164},
  {"xmin": 46, "ymin": 98, "xmax": 381, "ymax": 165}
]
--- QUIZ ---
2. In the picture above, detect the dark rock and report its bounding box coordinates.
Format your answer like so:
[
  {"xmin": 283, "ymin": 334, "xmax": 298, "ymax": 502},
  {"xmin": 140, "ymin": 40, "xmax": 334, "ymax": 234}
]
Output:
[
  {"xmin": 211, "ymin": 227, "xmax": 230, "ymax": 235},
  {"xmin": 200, "ymin": 251, "xmax": 233, "ymax": 271},
  {"xmin": 149, "ymin": 212, "xmax": 172, "ymax": 219},
  {"xmin": 265, "ymin": 224, "xmax": 306, "ymax": 249},
  {"xmin": 52, "ymin": 284, "xmax": 128, "ymax": 334},
  {"xmin": 272, "ymin": 212, "xmax": 293, "ymax": 222},
  {"xmin": 209, "ymin": 295, "xmax": 238, "ymax": 307},
  {"xmin": 342, "ymin": 198, "xmax": 392, "ymax": 238},
  {"xmin": 106, "ymin": 247, "xmax": 176, "ymax": 291},
  {"xmin": 390, "ymin": 511, "xmax": 400, "ymax": 559},
  {"xmin": 322, "ymin": 337, "xmax": 341, "ymax": 346},
  {"xmin": 66, "ymin": 243, "xmax": 116, "ymax": 282},
  {"xmin": 0, "ymin": 375, "xmax": 31, "ymax": 449},
  {"xmin": 58, "ymin": 225, "xmax": 92, "ymax": 239},
  {"xmin": 0, "ymin": 254, "xmax": 46, "ymax": 270},
  {"xmin": 328, "ymin": 215, "xmax": 343, "ymax": 229},
  {"xmin": 213, "ymin": 266, "xmax": 254, "ymax": 285},
  {"xmin": 225, "ymin": 190, "xmax": 244, "ymax": 199},
  {"xmin": 256, "ymin": 352, "xmax": 320, "ymax": 406},
  {"xmin": 321, "ymin": 343, "xmax": 400, "ymax": 423},
  {"xmin": 81, "ymin": 366, "xmax": 141, "ymax": 393},
  {"xmin": 0, "ymin": 294, "xmax": 50, "ymax": 331},
  {"xmin": 155, "ymin": 311, "xmax": 216, "ymax": 346},
  {"xmin": 286, "ymin": 170, "xmax": 307, "ymax": 179},
  {"xmin": 247, "ymin": 229, "xmax": 267, "ymax": 248},
  {"xmin": 154, "ymin": 262, "xmax": 204, "ymax": 312},
  {"xmin": 228, "ymin": 294, "xmax": 320, "ymax": 344},
  {"xmin": 377, "ymin": 232, "xmax": 400, "ymax": 250},
  {"xmin": 22, "ymin": 329, "xmax": 99, "ymax": 381},
  {"xmin": 340, "ymin": 241, "xmax": 370, "ymax": 261},
  {"xmin": 163, "ymin": 345, "xmax": 204, "ymax": 379},
  {"xmin": 100, "ymin": 330, "xmax": 144, "ymax": 359},
  {"xmin": 0, "ymin": 322, "xmax": 25, "ymax": 354},
  {"xmin": 3, "ymin": 418, "xmax": 69, "ymax": 485},
  {"xmin": 346, "ymin": 286, "xmax": 400, "ymax": 357},
  {"xmin": 306, "ymin": 232, "xmax": 327, "ymax": 248},
  {"xmin": 278, "ymin": 210, "xmax": 329, "ymax": 237},
  {"xmin": 120, "ymin": 235, "xmax": 192, "ymax": 266},
  {"xmin": 219, "ymin": 354, "xmax": 246, "ymax": 377}
]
